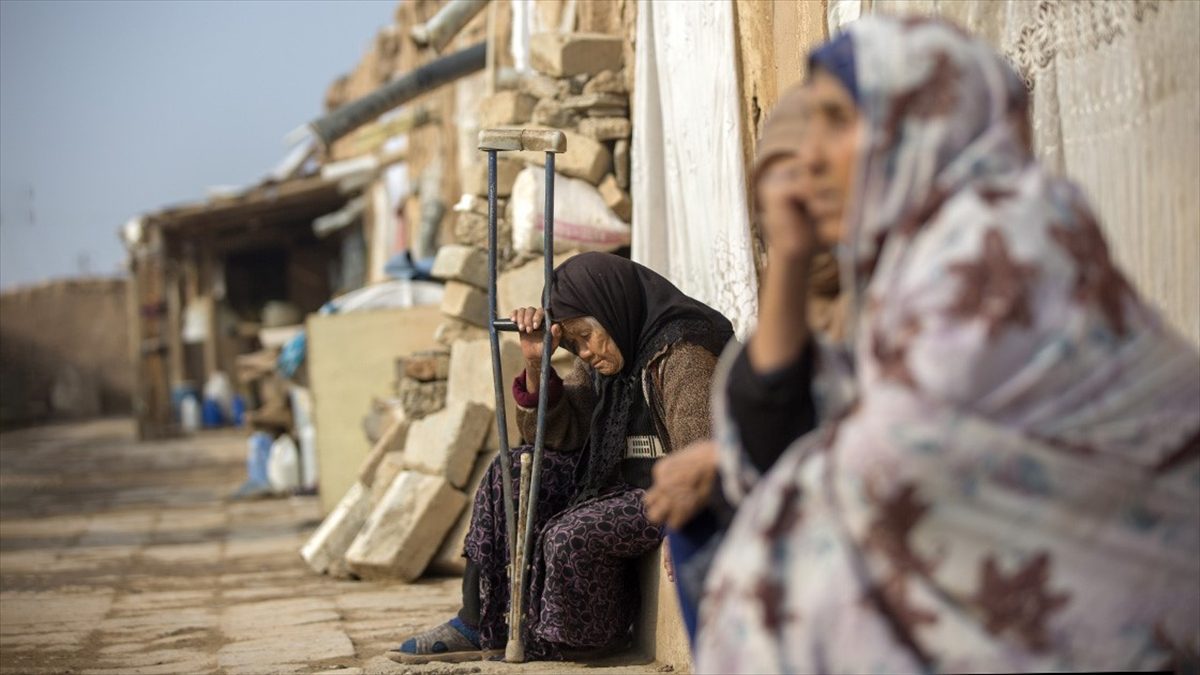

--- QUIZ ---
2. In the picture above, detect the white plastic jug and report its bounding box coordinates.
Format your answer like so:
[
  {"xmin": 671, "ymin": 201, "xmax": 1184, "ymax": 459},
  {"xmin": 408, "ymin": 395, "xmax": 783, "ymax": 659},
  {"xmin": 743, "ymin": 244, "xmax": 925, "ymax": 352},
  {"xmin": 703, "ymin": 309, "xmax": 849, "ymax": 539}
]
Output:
[
  {"xmin": 298, "ymin": 425, "xmax": 318, "ymax": 490},
  {"xmin": 180, "ymin": 395, "xmax": 200, "ymax": 434},
  {"xmin": 266, "ymin": 434, "xmax": 301, "ymax": 494}
]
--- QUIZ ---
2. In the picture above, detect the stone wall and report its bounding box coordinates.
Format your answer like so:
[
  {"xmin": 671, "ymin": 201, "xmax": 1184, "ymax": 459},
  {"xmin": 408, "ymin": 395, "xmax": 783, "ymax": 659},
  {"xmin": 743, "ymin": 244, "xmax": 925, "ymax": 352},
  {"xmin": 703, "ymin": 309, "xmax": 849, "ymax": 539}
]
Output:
[{"xmin": 0, "ymin": 277, "xmax": 132, "ymax": 427}]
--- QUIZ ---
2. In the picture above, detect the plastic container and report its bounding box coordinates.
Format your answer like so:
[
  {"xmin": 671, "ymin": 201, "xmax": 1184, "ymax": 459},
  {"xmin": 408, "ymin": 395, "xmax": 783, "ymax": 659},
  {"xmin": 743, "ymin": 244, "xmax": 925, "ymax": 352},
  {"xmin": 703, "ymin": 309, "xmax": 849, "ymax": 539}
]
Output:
[
  {"xmin": 298, "ymin": 425, "xmax": 318, "ymax": 490},
  {"xmin": 180, "ymin": 395, "xmax": 201, "ymax": 434},
  {"xmin": 201, "ymin": 399, "xmax": 224, "ymax": 428},
  {"xmin": 231, "ymin": 395, "xmax": 246, "ymax": 427},
  {"xmin": 267, "ymin": 434, "xmax": 301, "ymax": 494},
  {"xmin": 247, "ymin": 432, "xmax": 273, "ymax": 486}
]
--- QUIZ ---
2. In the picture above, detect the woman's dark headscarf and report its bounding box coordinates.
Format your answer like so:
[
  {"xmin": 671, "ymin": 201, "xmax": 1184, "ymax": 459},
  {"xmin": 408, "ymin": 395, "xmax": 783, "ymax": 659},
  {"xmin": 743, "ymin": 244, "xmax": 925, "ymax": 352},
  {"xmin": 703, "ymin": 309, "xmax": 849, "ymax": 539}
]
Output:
[{"xmin": 547, "ymin": 252, "xmax": 734, "ymax": 499}]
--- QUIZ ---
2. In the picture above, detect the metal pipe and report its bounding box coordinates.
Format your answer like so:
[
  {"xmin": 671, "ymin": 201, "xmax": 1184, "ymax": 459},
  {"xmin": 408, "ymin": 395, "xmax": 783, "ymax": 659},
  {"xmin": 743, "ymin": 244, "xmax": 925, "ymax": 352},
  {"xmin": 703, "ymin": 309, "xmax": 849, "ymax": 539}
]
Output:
[
  {"xmin": 514, "ymin": 153, "xmax": 556, "ymax": 656},
  {"xmin": 308, "ymin": 41, "xmax": 486, "ymax": 147},
  {"xmin": 410, "ymin": 0, "xmax": 488, "ymax": 54},
  {"xmin": 485, "ymin": 149, "xmax": 519, "ymax": 626}
]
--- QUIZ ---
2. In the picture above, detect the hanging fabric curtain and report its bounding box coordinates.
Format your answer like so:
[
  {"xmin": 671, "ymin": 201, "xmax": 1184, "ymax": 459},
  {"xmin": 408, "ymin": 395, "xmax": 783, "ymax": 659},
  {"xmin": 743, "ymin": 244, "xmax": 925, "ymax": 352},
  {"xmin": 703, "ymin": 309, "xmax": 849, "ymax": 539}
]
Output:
[{"xmin": 631, "ymin": 0, "xmax": 760, "ymax": 339}]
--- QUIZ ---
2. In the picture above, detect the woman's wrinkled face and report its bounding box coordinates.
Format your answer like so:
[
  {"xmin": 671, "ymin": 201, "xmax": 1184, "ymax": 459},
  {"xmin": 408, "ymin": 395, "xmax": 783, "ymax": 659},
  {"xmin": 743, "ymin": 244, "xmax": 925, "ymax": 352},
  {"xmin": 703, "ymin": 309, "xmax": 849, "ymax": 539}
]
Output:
[
  {"xmin": 801, "ymin": 69, "xmax": 863, "ymax": 245},
  {"xmin": 560, "ymin": 316, "xmax": 624, "ymax": 376}
]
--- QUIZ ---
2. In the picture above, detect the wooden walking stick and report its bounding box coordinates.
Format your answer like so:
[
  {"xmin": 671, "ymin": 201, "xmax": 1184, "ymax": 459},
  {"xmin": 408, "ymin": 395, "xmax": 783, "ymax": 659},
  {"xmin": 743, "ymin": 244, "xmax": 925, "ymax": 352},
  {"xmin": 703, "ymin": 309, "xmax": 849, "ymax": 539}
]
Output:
[{"xmin": 479, "ymin": 127, "xmax": 566, "ymax": 663}]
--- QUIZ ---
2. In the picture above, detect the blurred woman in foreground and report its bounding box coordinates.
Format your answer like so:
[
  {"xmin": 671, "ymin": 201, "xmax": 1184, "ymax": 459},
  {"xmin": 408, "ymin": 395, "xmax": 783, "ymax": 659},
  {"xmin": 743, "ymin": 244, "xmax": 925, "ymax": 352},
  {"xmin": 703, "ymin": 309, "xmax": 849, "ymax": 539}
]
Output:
[{"xmin": 698, "ymin": 16, "xmax": 1200, "ymax": 673}]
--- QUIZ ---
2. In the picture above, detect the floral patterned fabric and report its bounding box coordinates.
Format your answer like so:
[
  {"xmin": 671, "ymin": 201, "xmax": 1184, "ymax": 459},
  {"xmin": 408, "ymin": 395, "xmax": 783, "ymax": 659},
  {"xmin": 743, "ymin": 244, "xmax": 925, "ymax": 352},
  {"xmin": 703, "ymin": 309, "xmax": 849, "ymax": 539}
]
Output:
[{"xmin": 698, "ymin": 16, "xmax": 1200, "ymax": 674}]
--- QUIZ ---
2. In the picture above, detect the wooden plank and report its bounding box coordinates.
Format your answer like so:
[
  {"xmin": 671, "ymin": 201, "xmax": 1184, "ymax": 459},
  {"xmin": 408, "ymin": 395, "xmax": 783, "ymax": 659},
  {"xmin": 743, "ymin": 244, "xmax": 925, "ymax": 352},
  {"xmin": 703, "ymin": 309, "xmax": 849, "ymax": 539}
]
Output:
[{"xmin": 307, "ymin": 306, "xmax": 442, "ymax": 514}]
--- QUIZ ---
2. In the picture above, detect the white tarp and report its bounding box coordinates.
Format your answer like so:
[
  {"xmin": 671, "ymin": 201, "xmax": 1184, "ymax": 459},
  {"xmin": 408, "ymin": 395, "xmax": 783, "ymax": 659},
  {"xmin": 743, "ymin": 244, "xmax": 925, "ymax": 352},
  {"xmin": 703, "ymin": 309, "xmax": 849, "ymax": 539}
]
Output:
[{"xmin": 631, "ymin": 0, "xmax": 759, "ymax": 339}]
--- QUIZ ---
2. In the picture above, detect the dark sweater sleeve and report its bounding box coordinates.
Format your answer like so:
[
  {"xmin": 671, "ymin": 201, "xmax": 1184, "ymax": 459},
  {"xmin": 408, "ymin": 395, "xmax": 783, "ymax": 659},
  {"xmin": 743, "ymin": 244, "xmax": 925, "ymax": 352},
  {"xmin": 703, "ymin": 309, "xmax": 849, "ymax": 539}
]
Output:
[{"xmin": 725, "ymin": 341, "xmax": 817, "ymax": 474}]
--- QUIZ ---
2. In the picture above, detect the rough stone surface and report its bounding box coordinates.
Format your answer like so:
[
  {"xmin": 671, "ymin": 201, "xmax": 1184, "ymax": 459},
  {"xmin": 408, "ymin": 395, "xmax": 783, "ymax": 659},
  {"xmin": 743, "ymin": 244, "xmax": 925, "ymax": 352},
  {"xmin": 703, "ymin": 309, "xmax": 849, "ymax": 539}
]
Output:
[
  {"xmin": 517, "ymin": 128, "xmax": 612, "ymax": 186},
  {"xmin": 300, "ymin": 482, "xmax": 372, "ymax": 574},
  {"xmin": 369, "ymin": 450, "xmax": 405, "ymax": 505},
  {"xmin": 583, "ymin": 69, "xmax": 627, "ymax": 95},
  {"xmin": 356, "ymin": 413, "xmax": 409, "ymax": 486},
  {"xmin": 453, "ymin": 210, "xmax": 514, "ymax": 266},
  {"xmin": 433, "ymin": 318, "xmax": 488, "ymax": 347},
  {"xmin": 344, "ymin": 471, "xmax": 468, "ymax": 582},
  {"xmin": 519, "ymin": 73, "xmax": 568, "ymax": 100},
  {"xmin": 395, "ymin": 378, "xmax": 447, "ymax": 420},
  {"xmin": 562, "ymin": 92, "xmax": 628, "ymax": 114},
  {"xmin": 479, "ymin": 90, "xmax": 536, "ymax": 128},
  {"xmin": 430, "ymin": 245, "xmax": 488, "ymax": 290},
  {"xmin": 440, "ymin": 281, "xmax": 489, "ymax": 328},
  {"xmin": 401, "ymin": 400, "xmax": 491, "ymax": 488},
  {"xmin": 462, "ymin": 157, "xmax": 523, "ymax": 198},
  {"xmin": 614, "ymin": 139, "xmax": 631, "ymax": 189},
  {"xmin": 447, "ymin": 338, "xmax": 524, "ymax": 450},
  {"xmin": 599, "ymin": 174, "xmax": 633, "ymax": 221},
  {"xmin": 531, "ymin": 98, "xmax": 580, "ymax": 129},
  {"xmin": 530, "ymin": 33, "xmax": 624, "ymax": 77},
  {"xmin": 497, "ymin": 252, "xmax": 577, "ymax": 312},
  {"xmin": 398, "ymin": 350, "xmax": 451, "ymax": 383},
  {"xmin": 428, "ymin": 452, "xmax": 492, "ymax": 575},
  {"xmin": 579, "ymin": 117, "xmax": 632, "ymax": 142}
]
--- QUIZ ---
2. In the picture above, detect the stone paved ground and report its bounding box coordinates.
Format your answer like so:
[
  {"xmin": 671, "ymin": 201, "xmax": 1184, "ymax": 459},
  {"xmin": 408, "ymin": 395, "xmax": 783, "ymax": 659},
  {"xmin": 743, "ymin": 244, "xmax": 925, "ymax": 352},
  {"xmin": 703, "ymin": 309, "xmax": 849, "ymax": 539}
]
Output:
[{"xmin": 0, "ymin": 419, "xmax": 674, "ymax": 675}]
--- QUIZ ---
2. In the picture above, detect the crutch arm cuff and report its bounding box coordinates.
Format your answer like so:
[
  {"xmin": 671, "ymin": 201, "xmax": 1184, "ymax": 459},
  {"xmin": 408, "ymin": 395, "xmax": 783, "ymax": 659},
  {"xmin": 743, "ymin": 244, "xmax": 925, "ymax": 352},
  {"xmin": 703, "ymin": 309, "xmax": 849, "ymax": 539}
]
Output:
[{"xmin": 513, "ymin": 369, "xmax": 563, "ymax": 409}]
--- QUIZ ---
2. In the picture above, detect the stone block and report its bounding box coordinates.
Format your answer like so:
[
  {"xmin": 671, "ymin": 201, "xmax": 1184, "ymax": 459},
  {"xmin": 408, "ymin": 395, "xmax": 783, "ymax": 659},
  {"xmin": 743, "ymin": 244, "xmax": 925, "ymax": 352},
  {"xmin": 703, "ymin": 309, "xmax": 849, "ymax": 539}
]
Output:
[
  {"xmin": 344, "ymin": 471, "xmax": 468, "ymax": 581},
  {"xmin": 519, "ymin": 73, "xmax": 568, "ymax": 100},
  {"xmin": 431, "ymin": 245, "xmax": 488, "ymax": 289},
  {"xmin": 402, "ymin": 400, "xmax": 491, "ymax": 488},
  {"xmin": 357, "ymin": 413, "xmax": 409, "ymax": 486},
  {"xmin": 497, "ymin": 252, "xmax": 576, "ymax": 312},
  {"xmin": 396, "ymin": 378, "xmax": 446, "ymax": 420},
  {"xmin": 428, "ymin": 452, "xmax": 492, "ymax": 575},
  {"xmin": 448, "ymin": 338, "xmax": 524, "ymax": 449},
  {"xmin": 441, "ymin": 281, "xmax": 489, "ymax": 328},
  {"xmin": 599, "ymin": 174, "xmax": 632, "ymax": 221},
  {"xmin": 531, "ymin": 99, "xmax": 579, "ymax": 129},
  {"xmin": 369, "ymin": 451, "xmax": 405, "ymax": 505},
  {"xmin": 562, "ymin": 92, "xmax": 627, "ymax": 114},
  {"xmin": 586, "ymin": 107, "xmax": 629, "ymax": 118},
  {"xmin": 578, "ymin": 117, "xmax": 631, "ymax": 142},
  {"xmin": 300, "ymin": 482, "xmax": 371, "ymax": 575},
  {"xmin": 531, "ymin": 33, "xmax": 623, "ymax": 77},
  {"xmin": 398, "ymin": 350, "xmax": 451, "ymax": 383},
  {"xmin": 583, "ymin": 69, "xmax": 626, "ymax": 95},
  {"xmin": 462, "ymin": 157, "xmax": 523, "ymax": 198},
  {"xmin": 614, "ymin": 139, "xmax": 630, "ymax": 189},
  {"xmin": 479, "ymin": 90, "xmax": 536, "ymax": 128},
  {"xmin": 518, "ymin": 129, "xmax": 611, "ymax": 186},
  {"xmin": 453, "ymin": 210, "xmax": 513, "ymax": 265},
  {"xmin": 433, "ymin": 318, "xmax": 488, "ymax": 347}
]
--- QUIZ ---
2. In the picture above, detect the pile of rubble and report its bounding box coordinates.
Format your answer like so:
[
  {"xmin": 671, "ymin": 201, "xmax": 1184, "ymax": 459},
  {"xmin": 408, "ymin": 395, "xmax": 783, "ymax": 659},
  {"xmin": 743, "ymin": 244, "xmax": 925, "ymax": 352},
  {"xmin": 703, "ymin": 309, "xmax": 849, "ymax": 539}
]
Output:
[{"xmin": 301, "ymin": 33, "xmax": 632, "ymax": 584}]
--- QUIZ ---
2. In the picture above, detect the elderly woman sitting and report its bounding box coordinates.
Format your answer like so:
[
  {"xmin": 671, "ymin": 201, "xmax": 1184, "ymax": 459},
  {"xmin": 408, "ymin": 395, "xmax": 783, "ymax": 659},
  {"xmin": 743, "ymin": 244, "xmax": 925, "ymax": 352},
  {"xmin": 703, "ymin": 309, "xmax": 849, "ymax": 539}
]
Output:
[{"xmin": 390, "ymin": 252, "xmax": 733, "ymax": 663}]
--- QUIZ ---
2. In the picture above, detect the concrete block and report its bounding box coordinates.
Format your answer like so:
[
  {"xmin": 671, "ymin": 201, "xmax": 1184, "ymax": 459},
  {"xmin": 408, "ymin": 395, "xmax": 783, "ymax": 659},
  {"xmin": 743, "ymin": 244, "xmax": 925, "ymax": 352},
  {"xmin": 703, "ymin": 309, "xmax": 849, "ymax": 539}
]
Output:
[
  {"xmin": 530, "ymin": 33, "xmax": 623, "ymax": 77},
  {"xmin": 599, "ymin": 174, "xmax": 632, "ymax": 222},
  {"xmin": 448, "ymin": 338, "xmax": 524, "ymax": 449},
  {"xmin": 531, "ymin": 99, "xmax": 579, "ymax": 129},
  {"xmin": 614, "ymin": 139, "xmax": 630, "ymax": 189},
  {"xmin": 462, "ymin": 157, "xmax": 523, "ymax": 198},
  {"xmin": 402, "ymin": 400, "xmax": 491, "ymax": 488},
  {"xmin": 518, "ymin": 129, "xmax": 611, "ymax": 186},
  {"xmin": 431, "ymin": 245, "xmax": 488, "ymax": 289},
  {"xmin": 578, "ymin": 117, "xmax": 631, "ymax": 142},
  {"xmin": 344, "ymin": 471, "xmax": 468, "ymax": 581},
  {"xmin": 583, "ymin": 69, "xmax": 626, "ymax": 95},
  {"xmin": 300, "ymin": 482, "xmax": 371, "ymax": 575},
  {"xmin": 357, "ymin": 413, "xmax": 409, "ymax": 486},
  {"xmin": 519, "ymin": 73, "xmax": 568, "ymax": 100},
  {"xmin": 562, "ymin": 93, "xmax": 627, "ymax": 114},
  {"xmin": 398, "ymin": 350, "xmax": 451, "ymax": 383},
  {"xmin": 479, "ymin": 91, "xmax": 536, "ymax": 128},
  {"xmin": 428, "ymin": 451, "xmax": 491, "ymax": 575},
  {"xmin": 433, "ymin": 318, "xmax": 488, "ymax": 347},
  {"xmin": 396, "ymin": 377, "xmax": 446, "ymax": 420},
  {"xmin": 369, "ymin": 451, "xmax": 405, "ymax": 505},
  {"xmin": 440, "ymin": 281, "xmax": 489, "ymax": 328}
]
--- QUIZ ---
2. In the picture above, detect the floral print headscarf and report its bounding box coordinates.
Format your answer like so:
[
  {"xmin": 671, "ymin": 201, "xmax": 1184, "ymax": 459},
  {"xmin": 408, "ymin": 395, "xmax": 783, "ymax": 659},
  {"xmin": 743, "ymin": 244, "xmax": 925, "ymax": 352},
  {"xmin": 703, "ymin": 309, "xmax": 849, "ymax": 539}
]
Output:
[{"xmin": 698, "ymin": 16, "xmax": 1199, "ymax": 674}]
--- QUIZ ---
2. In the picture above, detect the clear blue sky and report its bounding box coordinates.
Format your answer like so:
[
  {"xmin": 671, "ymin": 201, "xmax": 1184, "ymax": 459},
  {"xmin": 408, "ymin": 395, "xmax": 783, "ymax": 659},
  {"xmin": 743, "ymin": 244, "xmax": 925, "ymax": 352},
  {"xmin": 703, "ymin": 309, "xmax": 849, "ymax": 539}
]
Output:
[{"xmin": 0, "ymin": 0, "xmax": 396, "ymax": 290}]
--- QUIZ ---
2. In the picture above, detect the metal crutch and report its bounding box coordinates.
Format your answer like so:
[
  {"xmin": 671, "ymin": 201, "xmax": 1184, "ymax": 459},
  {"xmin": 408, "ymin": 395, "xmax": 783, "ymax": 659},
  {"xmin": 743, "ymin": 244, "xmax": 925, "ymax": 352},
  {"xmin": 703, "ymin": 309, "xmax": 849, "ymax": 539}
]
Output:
[{"xmin": 478, "ymin": 127, "xmax": 566, "ymax": 663}]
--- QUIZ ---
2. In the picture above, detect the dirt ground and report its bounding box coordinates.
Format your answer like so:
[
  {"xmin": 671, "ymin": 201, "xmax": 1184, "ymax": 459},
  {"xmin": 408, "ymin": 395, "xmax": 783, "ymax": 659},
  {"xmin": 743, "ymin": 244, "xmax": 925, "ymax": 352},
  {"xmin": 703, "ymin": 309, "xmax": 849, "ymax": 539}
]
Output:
[{"xmin": 0, "ymin": 419, "xmax": 677, "ymax": 674}]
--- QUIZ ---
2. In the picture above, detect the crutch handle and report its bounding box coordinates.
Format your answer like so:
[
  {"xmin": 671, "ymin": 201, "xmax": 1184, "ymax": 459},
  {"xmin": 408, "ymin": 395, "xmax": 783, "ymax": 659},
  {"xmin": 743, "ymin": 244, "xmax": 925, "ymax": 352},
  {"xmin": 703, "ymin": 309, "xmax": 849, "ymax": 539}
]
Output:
[{"xmin": 478, "ymin": 127, "xmax": 567, "ymax": 153}]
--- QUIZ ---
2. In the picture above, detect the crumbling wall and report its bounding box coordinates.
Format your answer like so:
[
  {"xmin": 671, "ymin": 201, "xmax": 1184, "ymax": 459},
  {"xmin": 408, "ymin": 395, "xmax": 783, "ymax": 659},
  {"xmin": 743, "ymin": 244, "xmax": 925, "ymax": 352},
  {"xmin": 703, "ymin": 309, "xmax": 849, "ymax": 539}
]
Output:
[{"xmin": 0, "ymin": 278, "xmax": 132, "ymax": 427}]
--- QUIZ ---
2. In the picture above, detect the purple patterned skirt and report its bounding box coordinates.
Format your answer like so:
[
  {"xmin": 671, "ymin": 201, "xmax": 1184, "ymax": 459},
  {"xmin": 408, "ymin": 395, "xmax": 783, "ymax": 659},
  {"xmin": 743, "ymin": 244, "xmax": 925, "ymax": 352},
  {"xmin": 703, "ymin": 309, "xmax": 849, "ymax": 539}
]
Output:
[{"xmin": 462, "ymin": 446, "xmax": 664, "ymax": 659}]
